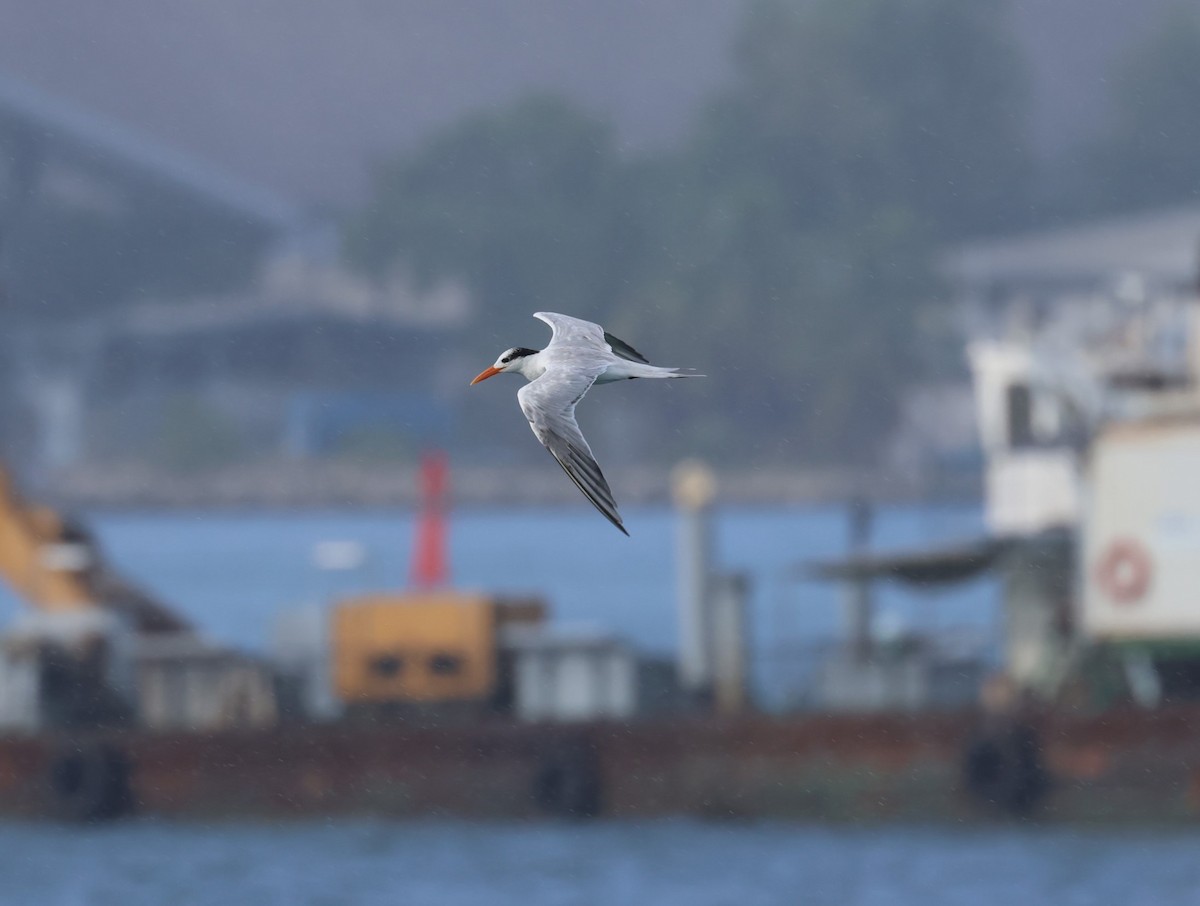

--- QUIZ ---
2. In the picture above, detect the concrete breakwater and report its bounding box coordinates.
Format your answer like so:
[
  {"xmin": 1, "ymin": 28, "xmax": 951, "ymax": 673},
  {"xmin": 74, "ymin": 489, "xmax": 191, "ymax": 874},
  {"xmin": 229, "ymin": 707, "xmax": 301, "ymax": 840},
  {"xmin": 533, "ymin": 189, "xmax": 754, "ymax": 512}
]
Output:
[{"xmin": 42, "ymin": 462, "xmax": 979, "ymax": 509}]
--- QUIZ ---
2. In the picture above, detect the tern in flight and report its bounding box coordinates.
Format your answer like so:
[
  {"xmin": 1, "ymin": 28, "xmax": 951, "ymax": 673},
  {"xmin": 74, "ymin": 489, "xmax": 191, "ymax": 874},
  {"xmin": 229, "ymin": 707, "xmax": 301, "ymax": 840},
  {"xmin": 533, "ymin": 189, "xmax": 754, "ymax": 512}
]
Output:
[{"xmin": 470, "ymin": 312, "xmax": 703, "ymax": 535}]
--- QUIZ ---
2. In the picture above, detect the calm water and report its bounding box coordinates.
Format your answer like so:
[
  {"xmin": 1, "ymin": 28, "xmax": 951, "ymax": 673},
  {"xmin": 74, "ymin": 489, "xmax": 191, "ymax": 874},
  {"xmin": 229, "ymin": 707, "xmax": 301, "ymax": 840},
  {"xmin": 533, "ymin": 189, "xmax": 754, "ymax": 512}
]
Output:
[
  {"xmin": 0, "ymin": 503, "xmax": 996, "ymax": 704},
  {"xmin": 3, "ymin": 819, "xmax": 1200, "ymax": 905}
]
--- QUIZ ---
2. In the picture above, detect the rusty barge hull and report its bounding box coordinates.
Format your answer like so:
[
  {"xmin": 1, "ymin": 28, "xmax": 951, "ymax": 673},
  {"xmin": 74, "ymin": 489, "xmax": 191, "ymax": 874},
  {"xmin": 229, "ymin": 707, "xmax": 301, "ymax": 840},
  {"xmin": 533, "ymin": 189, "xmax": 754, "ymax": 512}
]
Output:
[{"xmin": 1, "ymin": 707, "xmax": 1199, "ymax": 823}]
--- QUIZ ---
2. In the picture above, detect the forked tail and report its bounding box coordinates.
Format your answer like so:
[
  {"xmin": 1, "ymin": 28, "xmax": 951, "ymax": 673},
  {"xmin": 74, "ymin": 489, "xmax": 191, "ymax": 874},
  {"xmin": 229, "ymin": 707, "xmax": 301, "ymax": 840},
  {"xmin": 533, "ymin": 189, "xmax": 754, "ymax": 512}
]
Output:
[{"xmin": 633, "ymin": 363, "xmax": 705, "ymax": 379}]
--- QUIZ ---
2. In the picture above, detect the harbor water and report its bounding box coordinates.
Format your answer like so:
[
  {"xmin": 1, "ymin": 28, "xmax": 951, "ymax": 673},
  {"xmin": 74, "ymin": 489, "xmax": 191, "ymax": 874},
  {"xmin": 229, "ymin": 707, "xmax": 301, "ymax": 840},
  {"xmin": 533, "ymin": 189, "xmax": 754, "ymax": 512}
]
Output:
[{"xmin": 4, "ymin": 818, "xmax": 1200, "ymax": 905}]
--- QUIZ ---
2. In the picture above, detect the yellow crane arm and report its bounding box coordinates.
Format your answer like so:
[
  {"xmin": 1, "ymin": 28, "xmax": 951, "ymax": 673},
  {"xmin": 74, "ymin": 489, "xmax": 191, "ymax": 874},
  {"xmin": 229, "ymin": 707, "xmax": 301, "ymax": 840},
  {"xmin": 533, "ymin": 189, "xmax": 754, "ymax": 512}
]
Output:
[
  {"xmin": 0, "ymin": 469, "xmax": 93, "ymax": 612},
  {"xmin": 0, "ymin": 467, "xmax": 190, "ymax": 632}
]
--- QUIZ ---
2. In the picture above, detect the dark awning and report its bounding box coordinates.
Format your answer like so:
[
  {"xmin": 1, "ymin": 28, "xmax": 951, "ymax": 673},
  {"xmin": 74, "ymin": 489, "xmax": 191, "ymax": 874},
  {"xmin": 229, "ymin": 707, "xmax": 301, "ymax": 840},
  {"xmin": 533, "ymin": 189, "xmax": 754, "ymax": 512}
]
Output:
[{"xmin": 803, "ymin": 537, "xmax": 1008, "ymax": 587}]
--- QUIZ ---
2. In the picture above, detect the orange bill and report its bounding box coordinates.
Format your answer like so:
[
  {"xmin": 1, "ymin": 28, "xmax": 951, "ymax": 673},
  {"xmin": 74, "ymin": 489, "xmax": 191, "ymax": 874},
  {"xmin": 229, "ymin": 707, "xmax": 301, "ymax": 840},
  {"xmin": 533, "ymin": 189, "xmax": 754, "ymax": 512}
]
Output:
[{"xmin": 470, "ymin": 366, "xmax": 502, "ymax": 385}]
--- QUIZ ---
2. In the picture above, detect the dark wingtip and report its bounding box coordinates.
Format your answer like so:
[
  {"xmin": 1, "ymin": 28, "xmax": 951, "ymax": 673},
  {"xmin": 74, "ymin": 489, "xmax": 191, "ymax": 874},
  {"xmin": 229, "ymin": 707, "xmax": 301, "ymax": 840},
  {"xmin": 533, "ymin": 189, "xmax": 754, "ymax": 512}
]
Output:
[
  {"xmin": 604, "ymin": 331, "xmax": 651, "ymax": 365},
  {"xmin": 596, "ymin": 501, "xmax": 629, "ymax": 536},
  {"xmin": 547, "ymin": 449, "xmax": 628, "ymax": 537}
]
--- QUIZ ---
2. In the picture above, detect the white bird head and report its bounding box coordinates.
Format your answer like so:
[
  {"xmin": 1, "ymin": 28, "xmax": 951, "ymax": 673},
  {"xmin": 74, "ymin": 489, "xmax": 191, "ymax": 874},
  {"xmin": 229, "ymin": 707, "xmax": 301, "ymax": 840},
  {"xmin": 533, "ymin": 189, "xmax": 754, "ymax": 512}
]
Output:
[{"xmin": 470, "ymin": 347, "xmax": 538, "ymax": 384}]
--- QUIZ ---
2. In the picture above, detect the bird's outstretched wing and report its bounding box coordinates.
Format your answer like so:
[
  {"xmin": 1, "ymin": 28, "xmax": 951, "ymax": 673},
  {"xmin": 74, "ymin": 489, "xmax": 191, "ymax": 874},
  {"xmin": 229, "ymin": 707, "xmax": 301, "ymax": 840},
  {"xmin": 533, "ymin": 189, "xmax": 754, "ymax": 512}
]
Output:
[
  {"xmin": 533, "ymin": 311, "xmax": 607, "ymax": 348},
  {"xmin": 534, "ymin": 311, "xmax": 650, "ymax": 363},
  {"xmin": 518, "ymin": 365, "xmax": 627, "ymax": 535}
]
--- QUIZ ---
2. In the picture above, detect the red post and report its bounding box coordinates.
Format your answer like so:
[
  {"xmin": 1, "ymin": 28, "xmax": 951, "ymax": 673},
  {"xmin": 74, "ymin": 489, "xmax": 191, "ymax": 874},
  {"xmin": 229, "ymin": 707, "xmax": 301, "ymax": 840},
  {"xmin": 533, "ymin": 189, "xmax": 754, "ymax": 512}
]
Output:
[{"xmin": 410, "ymin": 450, "xmax": 449, "ymax": 588}]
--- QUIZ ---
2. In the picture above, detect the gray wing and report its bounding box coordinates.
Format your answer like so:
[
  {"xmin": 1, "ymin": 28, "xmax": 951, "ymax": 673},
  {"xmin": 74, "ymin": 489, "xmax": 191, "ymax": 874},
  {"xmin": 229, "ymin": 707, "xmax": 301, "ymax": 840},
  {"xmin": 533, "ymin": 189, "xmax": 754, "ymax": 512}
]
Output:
[
  {"xmin": 518, "ymin": 366, "xmax": 628, "ymax": 536},
  {"xmin": 534, "ymin": 312, "xmax": 608, "ymax": 352},
  {"xmin": 534, "ymin": 312, "xmax": 650, "ymax": 365}
]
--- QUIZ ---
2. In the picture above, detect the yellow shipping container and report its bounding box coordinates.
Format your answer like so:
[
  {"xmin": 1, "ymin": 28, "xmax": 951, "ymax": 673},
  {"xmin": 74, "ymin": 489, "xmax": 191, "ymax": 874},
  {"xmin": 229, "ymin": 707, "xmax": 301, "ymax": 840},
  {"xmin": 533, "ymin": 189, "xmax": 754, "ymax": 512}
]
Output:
[{"xmin": 332, "ymin": 593, "xmax": 497, "ymax": 704}]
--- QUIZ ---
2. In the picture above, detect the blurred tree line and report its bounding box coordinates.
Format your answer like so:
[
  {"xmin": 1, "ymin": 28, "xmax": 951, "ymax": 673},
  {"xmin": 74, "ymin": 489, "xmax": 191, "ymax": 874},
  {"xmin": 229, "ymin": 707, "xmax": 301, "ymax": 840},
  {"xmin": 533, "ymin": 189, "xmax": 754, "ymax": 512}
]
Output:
[
  {"xmin": 347, "ymin": 0, "xmax": 1200, "ymax": 467},
  {"xmin": 345, "ymin": 0, "xmax": 1032, "ymax": 465},
  {"xmin": 1063, "ymin": 4, "xmax": 1200, "ymax": 217},
  {"xmin": 4, "ymin": 0, "xmax": 1195, "ymax": 477}
]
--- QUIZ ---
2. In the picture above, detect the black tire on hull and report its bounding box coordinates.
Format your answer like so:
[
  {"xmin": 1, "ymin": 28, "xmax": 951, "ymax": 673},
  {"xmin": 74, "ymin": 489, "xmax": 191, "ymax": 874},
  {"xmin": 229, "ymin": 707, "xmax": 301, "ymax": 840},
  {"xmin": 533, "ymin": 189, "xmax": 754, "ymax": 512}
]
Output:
[
  {"xmin": 962, "ymin": 723, "xmax": 1047, "ymax": 815},
  {"xmin": 532, "ymin": 740, "xmax": 602, "ymax": 819},
  {"xmin": 48, "ymin": 741, "xmax": 133, "ymax": 822}
]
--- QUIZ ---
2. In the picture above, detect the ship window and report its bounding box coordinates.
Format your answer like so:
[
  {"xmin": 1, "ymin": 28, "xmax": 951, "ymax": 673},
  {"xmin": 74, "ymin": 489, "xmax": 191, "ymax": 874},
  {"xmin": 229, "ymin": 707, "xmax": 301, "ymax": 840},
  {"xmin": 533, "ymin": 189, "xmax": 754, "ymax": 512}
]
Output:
[
  {"xmin": 429, "ymin": 653, "xmax": 464, "ymax": 676},
  {"xmin": 368, "ymin": 653, "xmax": 404, "ymax": 679},
  {"xmin": 1006, "ymin": 382, "xmax": 1034, "ymax": 448}
]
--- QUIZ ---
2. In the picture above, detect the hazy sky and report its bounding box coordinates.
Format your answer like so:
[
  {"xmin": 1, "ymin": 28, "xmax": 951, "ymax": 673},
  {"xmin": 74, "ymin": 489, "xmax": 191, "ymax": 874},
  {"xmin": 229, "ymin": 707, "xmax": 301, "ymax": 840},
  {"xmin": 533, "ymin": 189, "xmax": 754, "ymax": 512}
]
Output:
[
  {"xmin": 0, "ymin": 0, "xmax": 737, "ymax": 209},
  {"xmin": 0, "ymin": 0, "xmax": 1179, "ymax": 211}
]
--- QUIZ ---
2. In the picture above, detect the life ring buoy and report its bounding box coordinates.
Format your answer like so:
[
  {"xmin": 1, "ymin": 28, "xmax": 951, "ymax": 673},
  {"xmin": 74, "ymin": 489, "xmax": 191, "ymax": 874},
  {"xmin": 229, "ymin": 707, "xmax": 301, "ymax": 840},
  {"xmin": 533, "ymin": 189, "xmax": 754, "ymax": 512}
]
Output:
[{"xmin": 1094, "ymin": 538, "xmax": 1152, "ymax": 605}]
